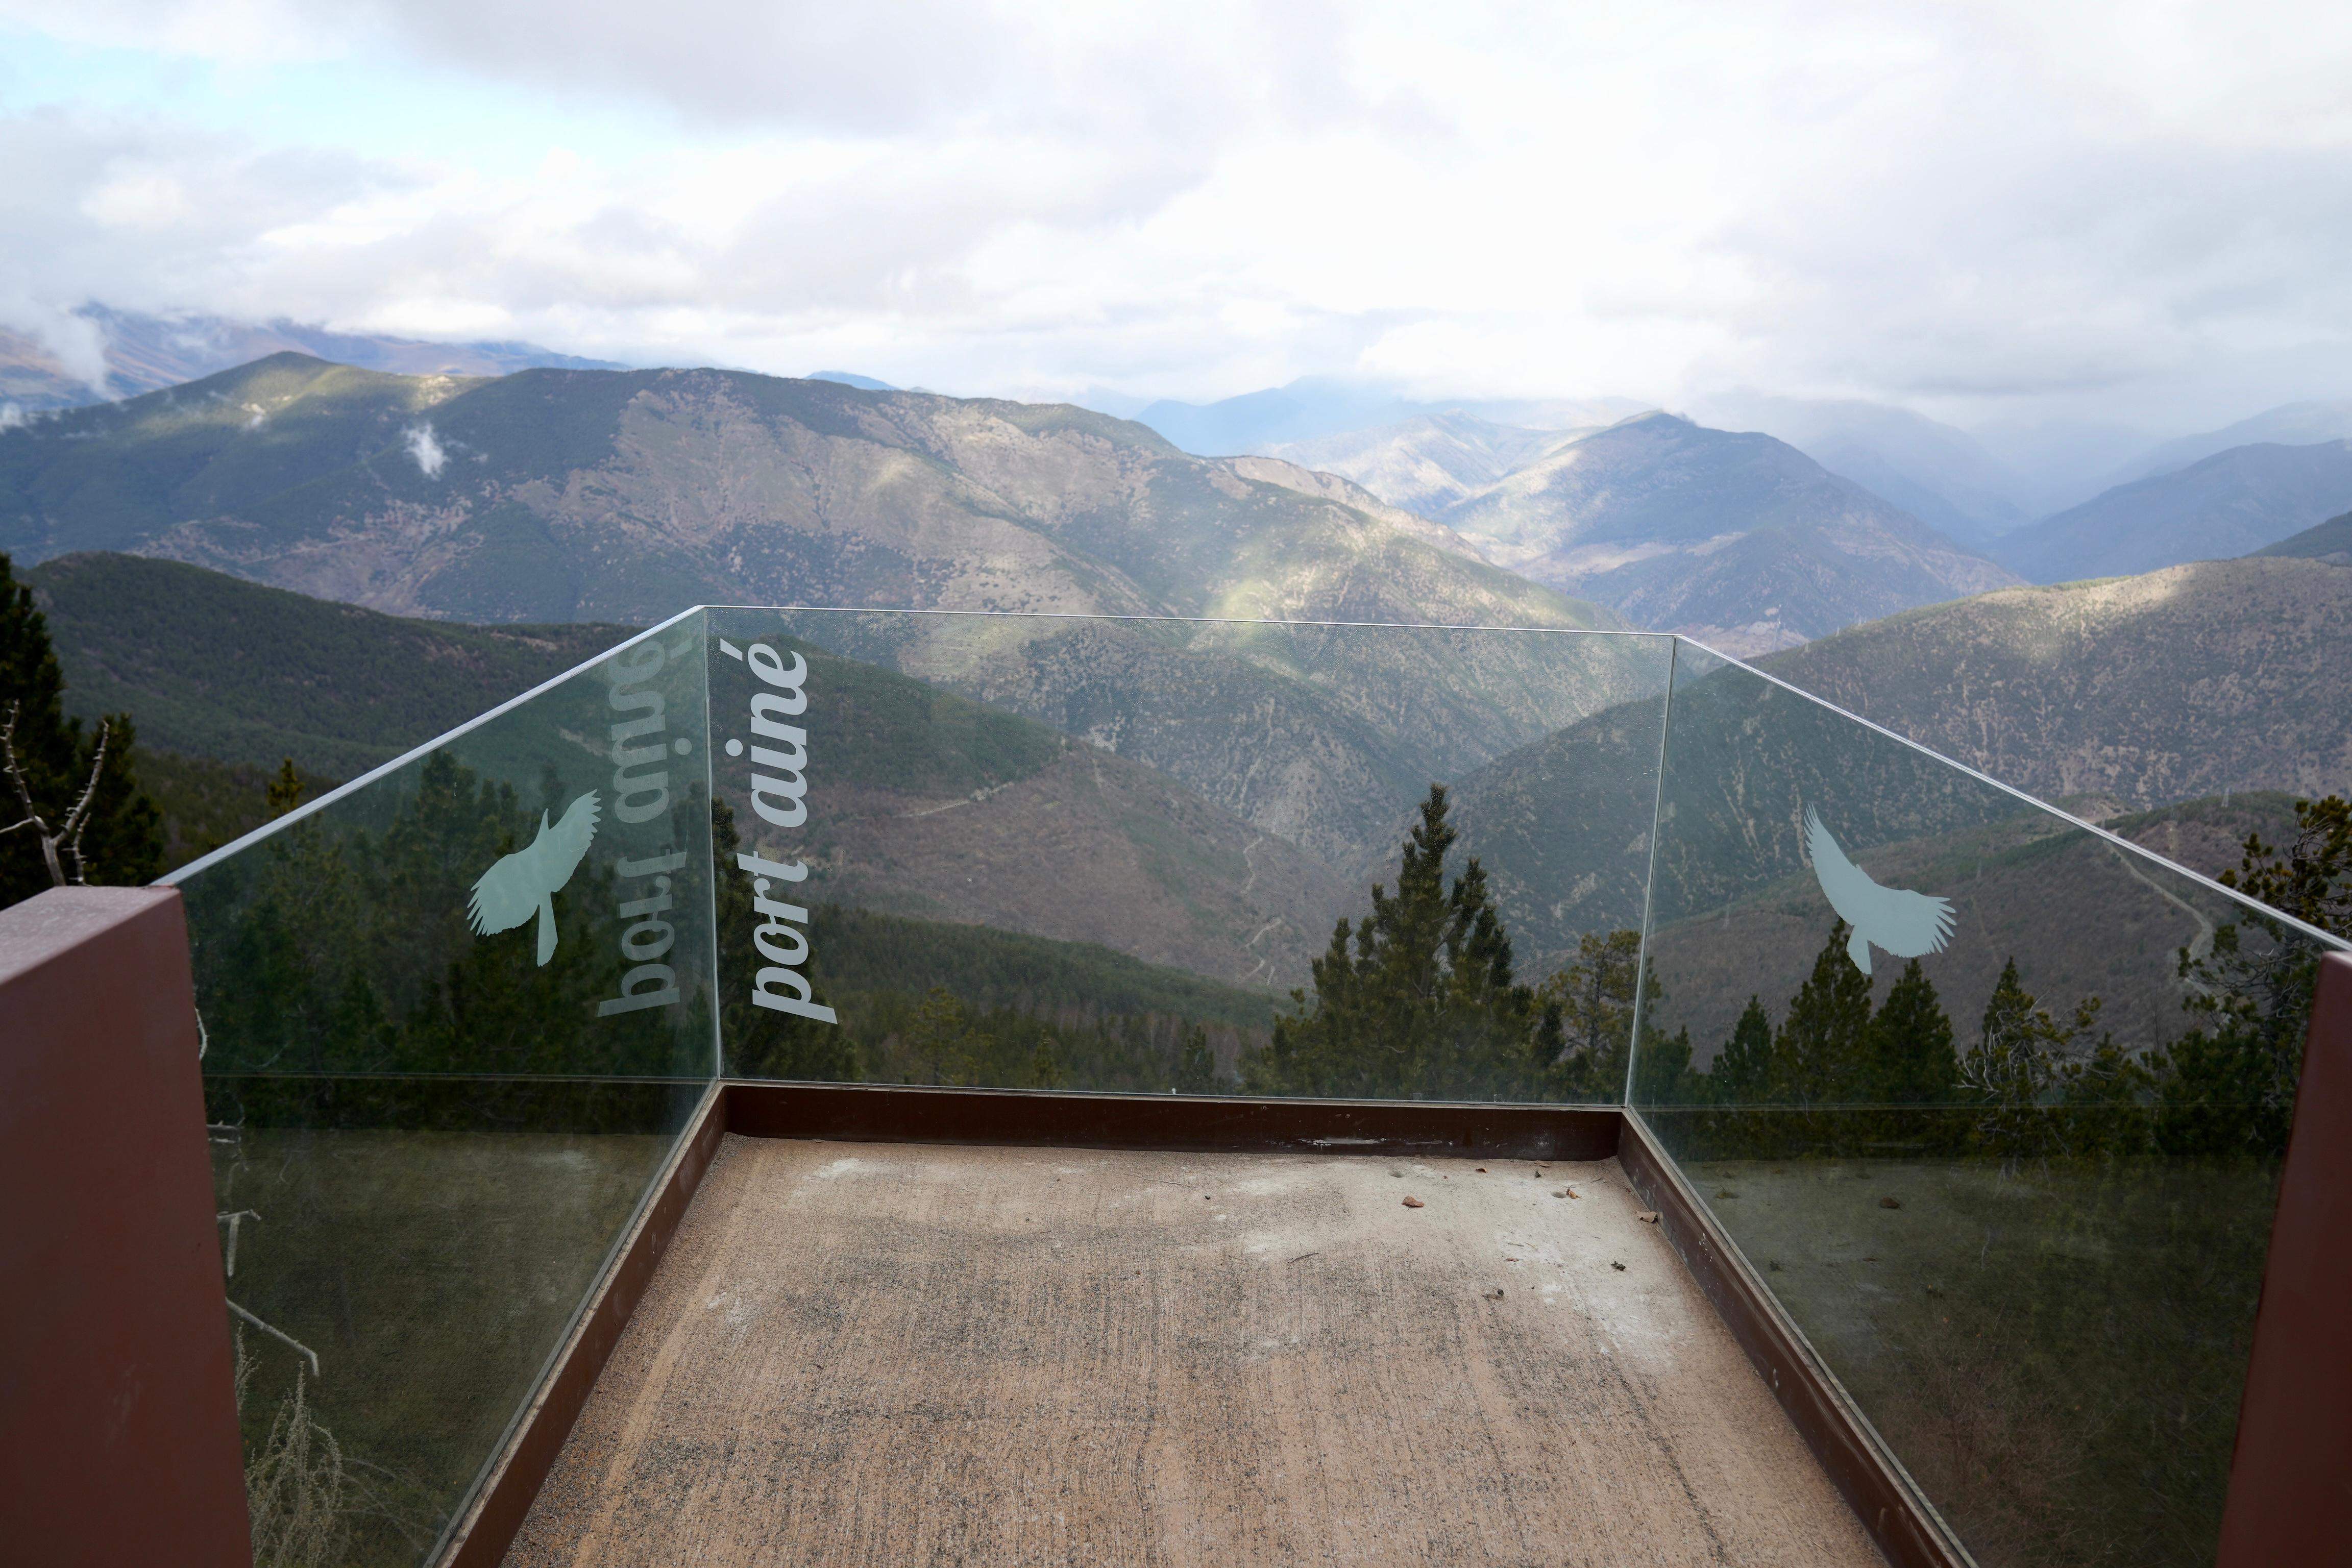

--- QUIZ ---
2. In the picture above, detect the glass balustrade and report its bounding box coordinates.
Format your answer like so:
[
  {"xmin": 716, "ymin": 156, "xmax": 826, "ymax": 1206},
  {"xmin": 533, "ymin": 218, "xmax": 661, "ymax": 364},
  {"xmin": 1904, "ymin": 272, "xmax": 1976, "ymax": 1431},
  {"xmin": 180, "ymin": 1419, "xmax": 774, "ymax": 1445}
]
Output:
[
  {"xmin": 171, "ymin": 610, "xmax": 718, "ymax": 1567},
  {"xmin": 166, "ymin": 607, "xmax": 2345, "ymax": 1568},
  {"xmin": 1628, "ymin": 642, "xmax": 2348, "ymax": 1568}
]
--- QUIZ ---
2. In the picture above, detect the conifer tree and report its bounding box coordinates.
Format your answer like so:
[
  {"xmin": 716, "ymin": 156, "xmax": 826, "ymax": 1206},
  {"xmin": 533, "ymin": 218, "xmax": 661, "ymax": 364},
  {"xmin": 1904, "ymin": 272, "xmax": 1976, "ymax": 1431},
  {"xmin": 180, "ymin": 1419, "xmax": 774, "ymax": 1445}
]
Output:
[
  {"xmin": 1244, "ymin": 785, "xmax": 1560, "ymax": 1100},
  {"xmin": 1865, "ymin": 958, "xmax": 1957, "ymax": 1105},
  {"xmin": 1, "ymin": 551, "xmax": 160, "ymax": 906},
  {"xmin": 266, "ymin": 758, "xmax": 307, "ymax": 819},
  {"xmin": 1710, "ymin": 996, "xmax": 1774, "ymax": 1104},
  {"xmin": 1536, "ymin": 928, "xmax": 1644, "ymax": 1099},
  {"xmin": 1960, "ymin": 959, "xmax": 2102, "ymax": 1162},
  {"xmin": 2158, "ymin": 795, "xmax": 2352, "ymax": 1156},
  {"xmin": 1173, "ymin": 1023, "xmax": 1220, "ymax": 1093},
  {"xmin": 1771, "ymin": 921, "xmax": 1874, "ymax": 1105},
  {"xmin": 1630, "ymin": 1023, "xmax": 1695, "ymax": 1105}
]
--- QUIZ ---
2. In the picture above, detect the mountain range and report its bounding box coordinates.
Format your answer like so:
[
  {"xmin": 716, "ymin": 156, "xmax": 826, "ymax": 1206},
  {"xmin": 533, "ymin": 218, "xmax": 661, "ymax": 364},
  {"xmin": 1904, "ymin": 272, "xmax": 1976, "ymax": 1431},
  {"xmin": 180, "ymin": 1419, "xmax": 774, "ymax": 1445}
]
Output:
[
  {"xmin": 1993, "ymin": 439, "xmax": 2352, "ymax": 582},
  {"xmin": 1681, "ymin": 392, "xmax": 2036, "ymax": 544},
  {"xmin": 2104, "ymin": 400, "xmax": 2352, "ymax": 488},
  {"xmin": 34, "ymin": 543, "xmax": 2348, "ymax": 1001},
  {"xmin": 0, "ymin": 306, "xmax": 622, "ymax": 412},
  {"xmin": 1436, "ymin": 551, "xmax": 2349, "ymax": 1036},
  {"xmin": 1279, "ymin": 409, "xmax": 2020, "ymax": 654},
  {"xmin": 2, "ymin": 355, "xmax": 1664, "ymax": 866}
]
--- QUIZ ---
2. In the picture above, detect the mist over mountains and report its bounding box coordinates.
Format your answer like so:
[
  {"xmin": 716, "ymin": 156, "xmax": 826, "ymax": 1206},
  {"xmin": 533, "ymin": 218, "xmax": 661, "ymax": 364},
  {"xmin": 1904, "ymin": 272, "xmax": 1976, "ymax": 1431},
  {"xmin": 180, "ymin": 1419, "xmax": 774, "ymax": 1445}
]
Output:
[{"xmin": 0, "ymin": 306, "xmax": 622, "ymax": 413}]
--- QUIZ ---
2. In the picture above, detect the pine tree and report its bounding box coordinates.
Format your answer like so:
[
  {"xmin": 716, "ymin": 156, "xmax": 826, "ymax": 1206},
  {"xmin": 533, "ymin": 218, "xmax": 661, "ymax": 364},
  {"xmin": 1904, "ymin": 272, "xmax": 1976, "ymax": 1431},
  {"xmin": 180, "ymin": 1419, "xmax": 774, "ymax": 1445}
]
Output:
[
  {"xmin": 1024, "ymin": 1034, "xmax": 1069, "ymax": 1089},
  {"xmin": 1173, "ymin": 1023, "xmax": 1220, "ymax": 1093},
  {"xmin": 1960, "ymin": 959, "xmax": 2101, "ymax": 1163},
  {"xmin": 1536, "ymin": 928, "xmax": 1643, "ymax": 1099},
  {"xmin": 1865, "ymin": 959, "xmax": 1957, "ymax": 1105},
  {"xmin": 1243, "ymin": 785, "xmax": 1557, "ymax": 1100},
  {"xmin": 1630, "ymin": 1024, "xmax": 1694, "ymax": 1105},
  {"xmin": 2158, "ymin": 795, "xmax": 2352, "ymax": 1156},
  {"xmin": 1710, "ymin": 996, "xmax": 1774, "ymax": 1104},
  {"xmin": 1771, "ymin": 921, "xmax": 1874, "ymax": 1105},
  {"xmin": 266, "ymin": 758, "xmax": 307, "ymax": 819},
  {"xmin": 1, "ymin": 551, "xmax": 161, "ymax": 906}
]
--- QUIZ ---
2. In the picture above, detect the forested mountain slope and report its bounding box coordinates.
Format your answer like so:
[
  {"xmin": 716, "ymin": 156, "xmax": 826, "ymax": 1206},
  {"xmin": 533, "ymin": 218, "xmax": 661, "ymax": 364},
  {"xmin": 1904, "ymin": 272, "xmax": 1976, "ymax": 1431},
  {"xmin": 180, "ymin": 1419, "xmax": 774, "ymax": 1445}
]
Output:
[{"xmin": 1753, "ymin": 556, "xmax": 2352, "ymax": 806}]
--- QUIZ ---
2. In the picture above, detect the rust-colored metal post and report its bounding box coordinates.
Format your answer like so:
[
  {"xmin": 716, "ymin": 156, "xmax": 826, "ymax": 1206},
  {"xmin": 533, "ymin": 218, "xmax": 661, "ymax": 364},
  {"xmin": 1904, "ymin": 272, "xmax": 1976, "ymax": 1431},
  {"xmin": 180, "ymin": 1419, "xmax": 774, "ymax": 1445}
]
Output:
[
  {"xmin": 0, "ymin": 888, "xmax": 251, "ymax": 1567},
  {"xmin": 2218, "ymin": 950, "xmax": 2352, "ymax": 1567}
]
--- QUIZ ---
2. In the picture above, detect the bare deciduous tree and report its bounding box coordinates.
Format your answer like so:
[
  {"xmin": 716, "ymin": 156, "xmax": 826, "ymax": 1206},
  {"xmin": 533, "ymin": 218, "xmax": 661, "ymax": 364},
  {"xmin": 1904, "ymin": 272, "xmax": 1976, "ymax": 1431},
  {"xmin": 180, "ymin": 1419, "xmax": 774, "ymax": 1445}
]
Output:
[{"xmin": 1, "ymin": 700, "xmax": 111, "ymax": 888}]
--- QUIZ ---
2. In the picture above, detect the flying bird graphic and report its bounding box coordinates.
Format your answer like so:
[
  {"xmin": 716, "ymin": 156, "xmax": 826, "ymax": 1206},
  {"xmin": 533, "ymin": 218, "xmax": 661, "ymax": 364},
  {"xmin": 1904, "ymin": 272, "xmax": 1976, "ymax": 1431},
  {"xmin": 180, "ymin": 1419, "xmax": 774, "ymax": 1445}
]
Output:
[
  {"xmin": 1804, "ymin": 806, "xmax": 1954, "ymax": 976},
  {"xmin": 465, "ymin": 792, "xmax": 601, "ymax": 966}
]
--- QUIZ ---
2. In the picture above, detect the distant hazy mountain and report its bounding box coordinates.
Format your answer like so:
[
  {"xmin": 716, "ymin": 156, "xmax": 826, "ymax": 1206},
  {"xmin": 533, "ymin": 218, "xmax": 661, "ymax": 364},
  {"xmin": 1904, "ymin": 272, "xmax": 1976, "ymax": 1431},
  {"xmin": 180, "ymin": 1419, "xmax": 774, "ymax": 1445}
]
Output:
[
  {"xmin": 0, "ymin": 305, "xmax": 623, "ymax": 412},
  {"xmin": 809, "ymin": 370, "xmax": 895, "ymax": 390},
  {"xmin": 2108, "ymin": 400, "xmax": 2352, "ymax": 487},
  {"xmin": 1684, "ymin": 393, "xmax": 2032, "ymax": 544},
  {"xmin": 1434, "ymin": 412, "xmax": 2020, "ymax": 653},
  {"xmin": 1264, "ymin": 413, "xmax": 1574, "ymax": 516},
  {"xmin": 2256, "ymin": 509, "xmax": 2352, "ymax": 565},
  {"xmin": 1757, "ymin": 556, "xmax": 2352, "ymax": 805},
  {"xmin": 1967, "ymin": 415, "xmax": 2168, "ymax": 518},
  {"xmin": 1995, "ymin": 439, "xmax": 2352, "ymax": 583},
  {"xmin": 0, "ymin": 352, "xmax": 1660, "ymax": 865},
  {"xmin": 1132, "ymin": 375, "xmax": 1645, "ymax": 457}
]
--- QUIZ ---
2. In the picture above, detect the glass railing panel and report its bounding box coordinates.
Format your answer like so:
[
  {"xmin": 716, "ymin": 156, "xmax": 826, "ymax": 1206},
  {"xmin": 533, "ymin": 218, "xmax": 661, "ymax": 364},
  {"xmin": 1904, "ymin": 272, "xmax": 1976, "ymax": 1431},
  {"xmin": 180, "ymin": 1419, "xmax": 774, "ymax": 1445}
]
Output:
[
  {"xmin": 703, "ymin": 607, "xmax": 1676, "ymax": 1099},
  {"xmin": 169, "ymin": 611, "xmax": 716, "ymax": 1567},
  {"xmin": 1630, "ymin": 641, "xmax": 2348, "ymax": 1568}
]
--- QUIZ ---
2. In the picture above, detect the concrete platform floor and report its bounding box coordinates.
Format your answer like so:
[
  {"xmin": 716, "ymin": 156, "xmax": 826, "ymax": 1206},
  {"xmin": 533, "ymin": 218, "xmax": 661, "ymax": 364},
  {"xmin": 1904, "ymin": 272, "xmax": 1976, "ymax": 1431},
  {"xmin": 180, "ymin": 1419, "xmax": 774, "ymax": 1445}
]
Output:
[{"xmin": 506, "ymin": 1135, "xmax": 1885, "ymax": 1567}]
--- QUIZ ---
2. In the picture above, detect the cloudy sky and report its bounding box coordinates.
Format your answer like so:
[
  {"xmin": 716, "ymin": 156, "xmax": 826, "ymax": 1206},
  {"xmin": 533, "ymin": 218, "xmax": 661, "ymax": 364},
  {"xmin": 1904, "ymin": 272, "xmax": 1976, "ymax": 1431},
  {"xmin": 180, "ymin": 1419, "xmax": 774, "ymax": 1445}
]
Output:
[{"xmin": 5, "ymin": 0, "xmax": 2352, "ymax": 432}]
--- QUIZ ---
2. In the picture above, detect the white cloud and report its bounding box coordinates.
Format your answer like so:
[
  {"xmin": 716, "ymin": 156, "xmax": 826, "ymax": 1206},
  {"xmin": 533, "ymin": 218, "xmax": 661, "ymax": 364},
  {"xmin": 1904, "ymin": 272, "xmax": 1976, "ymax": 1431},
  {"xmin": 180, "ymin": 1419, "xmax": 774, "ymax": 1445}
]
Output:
[
  {"xmin": 4, "ymin": 0, "xmax": 2352, "ymax": 430},
  {"xmin": 404, "ymin": 420, "xmax": 445, "ymax": 476}
]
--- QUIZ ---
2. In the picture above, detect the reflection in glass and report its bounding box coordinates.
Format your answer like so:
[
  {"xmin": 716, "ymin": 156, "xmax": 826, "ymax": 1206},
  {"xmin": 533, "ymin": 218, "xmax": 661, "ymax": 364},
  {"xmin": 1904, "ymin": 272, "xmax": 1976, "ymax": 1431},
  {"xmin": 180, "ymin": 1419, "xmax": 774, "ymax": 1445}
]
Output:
[
  {"xmin": 162, "ymin": 605, "xmax": 2344, "ymax": 1568},
  {"xmin": 1630, "ymin": 645, "xmax": 2346, "ymax": 1568},
  {"xmin": 174, "ymin": 612, "xmax": 717, "ymax": 1565},
  {"xmin": 701, "ymin": 609, "xmax": 1675, "ymax": 1097}
]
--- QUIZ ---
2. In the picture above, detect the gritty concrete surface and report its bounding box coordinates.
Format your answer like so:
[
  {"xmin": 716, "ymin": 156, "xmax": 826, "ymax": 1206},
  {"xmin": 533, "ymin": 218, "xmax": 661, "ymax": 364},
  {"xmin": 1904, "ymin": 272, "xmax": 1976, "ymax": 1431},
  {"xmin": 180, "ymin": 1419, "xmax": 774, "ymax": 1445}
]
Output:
[{"xmin": 505, "ymin": 1135, "xmax": 1885, "ymax": 1567}]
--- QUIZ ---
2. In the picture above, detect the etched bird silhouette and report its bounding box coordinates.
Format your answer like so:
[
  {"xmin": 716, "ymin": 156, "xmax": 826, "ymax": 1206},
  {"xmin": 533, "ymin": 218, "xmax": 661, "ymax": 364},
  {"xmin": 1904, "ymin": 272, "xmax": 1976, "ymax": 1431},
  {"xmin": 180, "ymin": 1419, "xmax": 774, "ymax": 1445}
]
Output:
[
  {"xmin": 1804, "ymin": 806, "xmax": 1954, "ymax": 976},
  {"xmin": 466, "ymin": 792, "xmax": 601, "ymax": 965}
]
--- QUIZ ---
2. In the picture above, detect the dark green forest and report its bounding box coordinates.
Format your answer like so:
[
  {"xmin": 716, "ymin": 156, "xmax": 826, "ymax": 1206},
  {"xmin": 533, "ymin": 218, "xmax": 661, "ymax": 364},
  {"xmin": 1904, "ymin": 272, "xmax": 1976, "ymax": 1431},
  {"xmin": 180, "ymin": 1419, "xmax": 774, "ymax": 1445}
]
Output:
[{"xmin": 1, "ymin": 550, "xmax": 161, "ymax": 903}]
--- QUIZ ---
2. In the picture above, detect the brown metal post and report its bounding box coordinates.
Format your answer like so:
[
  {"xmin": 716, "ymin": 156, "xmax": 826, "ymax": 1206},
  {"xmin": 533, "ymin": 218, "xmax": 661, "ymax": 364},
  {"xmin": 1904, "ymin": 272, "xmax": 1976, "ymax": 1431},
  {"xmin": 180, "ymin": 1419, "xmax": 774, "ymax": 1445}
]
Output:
[
  {"xmin": 2218, "ymin": 950, "xmax": 2352, "ymax": 1566},
  {"xmin": 0, "ymin": 888, "xmax": 251, "ymax": 1567}
]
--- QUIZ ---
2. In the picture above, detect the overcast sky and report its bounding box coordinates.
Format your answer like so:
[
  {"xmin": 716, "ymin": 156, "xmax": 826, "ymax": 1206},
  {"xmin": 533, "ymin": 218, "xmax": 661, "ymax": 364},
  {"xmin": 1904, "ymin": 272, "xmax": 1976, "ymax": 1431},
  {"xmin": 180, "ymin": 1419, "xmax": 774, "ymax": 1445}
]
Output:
[{"xmin": 5, "ymin": 0, "xmax": 2352, "ymax": 433}]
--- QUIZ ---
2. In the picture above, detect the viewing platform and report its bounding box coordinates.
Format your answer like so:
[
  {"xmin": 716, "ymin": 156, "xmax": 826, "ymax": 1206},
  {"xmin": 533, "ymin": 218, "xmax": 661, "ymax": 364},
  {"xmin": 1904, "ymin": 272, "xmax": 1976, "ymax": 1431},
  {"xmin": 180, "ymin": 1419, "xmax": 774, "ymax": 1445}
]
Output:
[
  {"xmin": 508, "ymin": 1133, "xmax": 1880, "ymax": 1567},
  {"xmin": 6, "ymin": 603, "xmax": 2346, "ymax": 1568}
]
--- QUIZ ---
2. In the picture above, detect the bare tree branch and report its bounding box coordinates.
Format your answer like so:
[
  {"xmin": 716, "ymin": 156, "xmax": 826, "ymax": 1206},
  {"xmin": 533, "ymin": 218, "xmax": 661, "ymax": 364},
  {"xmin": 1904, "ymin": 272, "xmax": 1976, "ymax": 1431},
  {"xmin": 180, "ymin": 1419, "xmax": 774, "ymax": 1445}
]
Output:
[
  {"xmin": 58, "ymin": 718, "xmax": 108, "ymax": 886},
  {"xmin": 0, "ymin": 700, "xmax": 111, "ymax": 887}
]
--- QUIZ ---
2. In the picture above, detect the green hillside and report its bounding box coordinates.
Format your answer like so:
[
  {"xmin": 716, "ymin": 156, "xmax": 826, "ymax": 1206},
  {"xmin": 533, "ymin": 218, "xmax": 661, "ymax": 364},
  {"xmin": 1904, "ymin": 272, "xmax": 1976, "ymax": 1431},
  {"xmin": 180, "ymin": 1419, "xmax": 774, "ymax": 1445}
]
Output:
[
  {"xmin": 1752, "ymin": 556, "xmax": 2352, "ymax": 806},
  {"xmin": 2256, "ymin": 508, "xmax": 2352, "ymax": 562},
  {"xmin": 27, "ymin": 552, "xmax": 635, "ymax": 778}
]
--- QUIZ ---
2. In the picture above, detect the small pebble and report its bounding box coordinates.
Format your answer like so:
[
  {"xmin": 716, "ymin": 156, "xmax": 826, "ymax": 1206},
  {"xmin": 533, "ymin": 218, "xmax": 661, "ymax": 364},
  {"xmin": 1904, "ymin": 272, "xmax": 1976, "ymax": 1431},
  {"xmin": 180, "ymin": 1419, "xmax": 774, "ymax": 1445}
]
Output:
[
  {"xmin": 1879, "ymin": 1196, "xmax": 1903, "ymax": 1210},
  {"xmin": 1402, "ymin": 1195, "xmax": 1425, "ymax": 1209}
]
